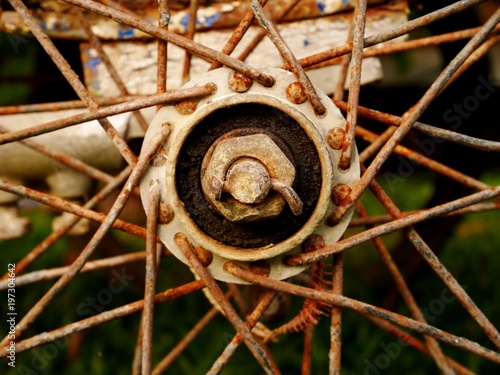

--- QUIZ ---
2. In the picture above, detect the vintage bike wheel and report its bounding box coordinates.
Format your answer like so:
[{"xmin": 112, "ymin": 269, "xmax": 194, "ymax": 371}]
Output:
[{"xmin": 0, "ymin": 0, "xmax": 499, "ymax": 373}]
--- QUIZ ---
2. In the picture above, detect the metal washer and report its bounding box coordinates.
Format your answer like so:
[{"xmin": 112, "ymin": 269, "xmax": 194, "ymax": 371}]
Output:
[{"xmin": 140, "ymin": 67, "xmax": 360, "ymax": 283}]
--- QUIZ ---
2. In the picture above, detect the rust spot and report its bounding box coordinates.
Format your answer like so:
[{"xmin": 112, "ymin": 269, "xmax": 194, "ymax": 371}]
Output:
[
  {"xmin": 228, "ymin": 70, "xmax": 253, "ymax": 93},
  {"xmin": 175, "ymin": 99, "xmax": 198, "ymax": 115},
  {"xmin": 326, "ymin": 127, "xmax": 345, "ymax": 150},
  {"xmin": 158, "ymin": 203, "xmax": 174, "ymax": 224},
  {"xmin": 194, "ymin": 245, "xmax": 213, "ymax": 267},
  {"xmin": 249, "ymin": 260, "xmax": 271, "ymax": 277},
  {"xmin": 286, "ymin": 82, "xmax": 307, "ymax": 104},
  {"xmin": 331, "ymin": 184, "xmax": 352, "ymax": 206},
  {"xmin": 302, "ymin": 234, "xmax": 325, "ymax": 253}
]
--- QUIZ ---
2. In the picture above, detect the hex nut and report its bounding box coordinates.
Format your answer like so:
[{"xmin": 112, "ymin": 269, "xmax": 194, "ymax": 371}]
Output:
[{"xmin": 201, "ymin": 133, "xmax": 296, "ymax": 223}]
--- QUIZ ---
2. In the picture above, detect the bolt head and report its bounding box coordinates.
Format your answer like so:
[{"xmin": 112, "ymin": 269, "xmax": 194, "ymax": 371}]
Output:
[
  {"xmin": 201, "ymin": 133, "xmax": 296, "ymax": 223},
  {"xmin": 326, "ymin": 127, "xmax": 345, "ymax": 149},
  {"xmin": 331, "ymin": 183, "xmax": 352, "ymax": 206},
  {"xmin": 174, "ymin": 99, "xmax": 198, "ymax": 115},
  {"xmin": 225, "ymin": 158, "xmax": 271, "ymax": 204},
  {"xmin": 286, "ymin": 82, "xmax": 307, "ymax": 104},
  {"xmin": 229, "ymin": 71, "xmax": 253, "ymax": 93}
]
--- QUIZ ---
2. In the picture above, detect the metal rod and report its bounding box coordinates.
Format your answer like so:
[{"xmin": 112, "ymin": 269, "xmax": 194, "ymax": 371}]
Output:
[
  {"xmin": 73, "ymin": 6, "xmax": 149, "ymax": 132},
  {"xmin": 181, "ymin": 0, "xmax": 199, "ymax": 84},
  {"xmin": 209, "ymin": 0, "xmax": 269, "ymax": 70},
  {"xmin": 250, "ymin": 0, "xmax": 326, "ymax": 116},
  {"xmin": 62, "ymin": 0, "xmax": 275, "ymax": 87},
  {"xmin": 329, "ymin": 253, "xmax": 343, "ymax": 375},
  {"xmin": 7, "ymin": 0, "xmax": 138, "ymax": 167},
  {"xmin": 224, "ymin": 262, "xmax": 500, "ymax": 363},
  {"xmin": 0, "ymin": 166, "xmax": 133, "ymax": 280},
  {"xmin": 207, "ymin": 290, "xmax": 278, "ymax": 375},
  {"xmin": 356, "ymin": 201, "xmax": 454, "ymax": 374},
  {"xmin": 327, "ymin": 6, "xmax": 500, "ymax": 226},
  {"xmin": 294, "ymin": 0, "xmax": 488, "ymax": 69},
  {"xmin": 0, "ymin": 85, "xmax": 214, "ymax": 146},
  {"xmin": 0, "ymin": 124, "xmax": 171, "ymax": 348},
  {"xmin": 141, "ymin": 181, "xmax": 162, "ymax": 375},
  {"xmin": 338, "ymin": 0, "xmax": 367, "ymax": 170},
  {"xmin": 285, "ymin": 185, "xmax": 500, "ymax": 266},
  {"xmin": 365, "ymin": 167, "xmax": 500, "ymax": 350},
  {"xmin": 175, "ymin": 233, "xmax": 280, "ymax": 375},
  {"xmin": 5, "ymin": 280, "xmax": 205, "ymax": 356},
  {"xmin": 157, "ymin": 0, "xmax": 170, "ymax": 112}
]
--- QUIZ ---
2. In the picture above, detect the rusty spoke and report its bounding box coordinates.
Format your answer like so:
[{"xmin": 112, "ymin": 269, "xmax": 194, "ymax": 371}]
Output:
[
  {"xmin": 62, "ymin": 0, "xmax": 275, "ymax": 86},
  {"xmin": 0, "ymin": 124, "xmax": 171, "ymax": 348},
  {"xmin": 0, "ymin": 85, "xmax": 214, "ymax": 146},
  {"xmin": 175, "ymin": 233, "xmax": 280, "ymax": 375},
  {"xmin": 2, "ymin": 280, "xmax": 205, "ymax": 356},
  {"xmin": 338, "ymin": 0, "xmax": 367, "ymax": 171},
  {"xmin": 7, "ymin": 0, "xmax": 138, "ymax": 167},
  {"xmin": 250, "ymin": 0, "xmax": 326, "ymax": 116},
  {"xmin": 356, "ymin": 201, "xmax": 454, "ymax": 374},
  {"xmin": 285, "ymin": 185, "xmax": 500, "ymax": 266},
  {"xmin": 327, "ymin": 6, "xmax": 500, "ymax": 226},
  {"xmin": 207, "ymin": 290, "xmax": 278, "ymax": 375},
  {"xmin": 224, "ymin": 262, "xmax": 500, "ymax": 363}
]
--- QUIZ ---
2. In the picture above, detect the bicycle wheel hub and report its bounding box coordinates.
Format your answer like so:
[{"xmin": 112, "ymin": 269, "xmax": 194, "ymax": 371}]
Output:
[{"xmin": 140, "ymin": 67, "xmax": 359, "ymax": 283}]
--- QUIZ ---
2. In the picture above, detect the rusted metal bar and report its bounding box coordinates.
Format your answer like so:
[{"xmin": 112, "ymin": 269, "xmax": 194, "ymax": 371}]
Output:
[
  {"xmin": 74, "ymin": 6, "xmax": 150, "ymax": 132},
  {"xmin": 0, "ymin": 251, "xmax": 171, "ymax": 290},
  {"xmin": 0, "ymin": 179, "xmax": 149, "ymax": 240},
  {"xmin": 5, "ymin": 280, "xmax": 205, "ymax": 356},
  {"xmin": 365, "ymin": 168, "xmax": 500, "ymax": 350},
  {"xmin": 355, "ymin": 126, "xmax": 491, "ymax": 191},
  {"xmin": 338, "ymin": 0, "xmax": 367, "ymax": 171},
  {"xmin": 63, "ymin": 0, "xmax": 275, "ymax": 87},
  {"xmin": 302, "ymin": 323, "xmax": 314, "ymax": 375},
  {"xmin": 294, "ymin": 0, "xmax": 488, "ymax": 69},
  {"xmin": 175, "ymin": 233, "xmax": 279, "ymax": 375},
  {"xmin": 333, "ymin": 13, "xmax": 355, "ymax": 101},
  {"xmin": 329, "ymin": 253, "xmax": 343, "ymax": 375},
  {"xmin": 364, "ymin": 315, "xmax": 477, "ymax": 375},
  {"xmin": 0, "ymin": 125, "xmax": 114, "ymax": 185},
  {"xmin": 285, "ymin": 185, "xmax": 500, "ymax": 266},
  {"xmin": 157, "ymin": 0, "xmax": 170, "ymax": 112},
  {"xmin": 181, "ymin": 0, "xmax": 199, "ymax": 84},
  {"xmin": 358, "ymin": 126, "xmax": 397, "ymax": 163},
  {"xmin": 349, "ymin": 201, "xmax": 500, "ymax": 228},
  {"xmin": 0, "ymin": 84, "xmax": 214, "ymax": 146},
  {"xmin": 141, "ymin": 181, "xmax": 162, "ymax": 375},
  {"xmin": 0, "ymin": 166, "xmax": 133, "ymax": 280},
  {"xmin": 224, "ymin": 262, "xmax": 500, "ymax": 363},
  {"xmin": 0, "ymin": 123, "xmax": 171, "ymax": 348},
  {"xmin": 7, "ymin": 0, "xmax": 138, "ymax": 167},
  {"xmin": 355, "ymin": 201, "xmax": 454, "ymax": 374},
  {"xmin": 0, "ymin": 96, "xmax": 141, "ymax": 115},
  {"xmin": 207, "ymin": 289, "xmax": 278, "ymax": 375},
  {"xmin": 250, "ymin": 0, "xmax": 325, "ymax": 116},
  {"xmin": 153, "ymin": 290, "xmax": 235, "ymax": 375},
  {"xmin": 209, "ymin": 0, "xmax": 269, "ymax": 71},
  {"xmin": 327, "ymin": 6, "xmax": 500, "ymax": 226},
  {"xmin": 444, "ymin": 35, "xmax": 500, "ymax": 92},
  {"xmin": 334, "ymin": 100, "xmax": 500, "ymax": 153},
  {"xmin": 307, "ymin": 25, "xmax": 500, "ymax": 71},
  {"xmin": 236, "ymin": 0, "xmax": 300, "ymax": 63}
]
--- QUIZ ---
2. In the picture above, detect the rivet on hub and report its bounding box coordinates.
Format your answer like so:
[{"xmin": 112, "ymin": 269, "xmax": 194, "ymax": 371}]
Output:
[
  {"xmin": 174, "ymin": 99, "xmax": 199, "ymax": 115},
  {"xmin": 286, "ymin": 82, "xmax": 308, "ymax": 104},
  {"xmin": 229, "ymin": 71, "xmax": 253, "ymax": 93},
  {"xmin": 249, "ymin": 260, "xmax": 271, "ymax": 277},
  {"xmin": 331, "ymin": 184, "xmax": 352, "ymax": 206},
  {"xmin": 194, "ymin": 245, "xmax": 213, "ymax": 267},
  {"xmin": 326, "ymin": 127, "xmax": 345, "ymax": 150},
  {"xmin": 302, "ymin": 234, "xmax": 325, "ymax": 253}
]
